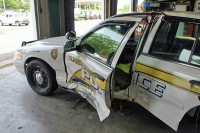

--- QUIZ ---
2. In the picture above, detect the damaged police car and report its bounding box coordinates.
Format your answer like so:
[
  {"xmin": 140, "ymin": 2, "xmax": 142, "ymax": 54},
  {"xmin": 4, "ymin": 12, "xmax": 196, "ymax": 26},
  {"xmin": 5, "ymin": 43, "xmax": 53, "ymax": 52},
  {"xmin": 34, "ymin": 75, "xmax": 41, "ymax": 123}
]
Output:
[{"xmin": 14, "ymin": 12, "xmax": 200, "ymax": 131}]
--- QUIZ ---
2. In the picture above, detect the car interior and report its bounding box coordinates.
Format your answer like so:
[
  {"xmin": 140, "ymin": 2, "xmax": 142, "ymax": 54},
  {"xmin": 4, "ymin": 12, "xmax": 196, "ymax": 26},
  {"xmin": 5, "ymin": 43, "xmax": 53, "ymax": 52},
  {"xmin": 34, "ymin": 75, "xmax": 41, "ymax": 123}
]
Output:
[{"xmin": 112, "ymin": 34, "xmax": 139, "ymax": 91}]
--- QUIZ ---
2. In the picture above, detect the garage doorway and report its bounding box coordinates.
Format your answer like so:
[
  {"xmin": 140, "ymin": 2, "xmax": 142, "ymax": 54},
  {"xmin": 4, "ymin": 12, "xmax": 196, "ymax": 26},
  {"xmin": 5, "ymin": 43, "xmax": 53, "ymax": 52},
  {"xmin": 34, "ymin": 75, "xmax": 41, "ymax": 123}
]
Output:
[
  {"xmin": 0, "ymin": 0, "xmax": 34, "ymax": 62},
  {"xmin": 74, "ymin": 0, "xmax": 104, "ymax": 36}
]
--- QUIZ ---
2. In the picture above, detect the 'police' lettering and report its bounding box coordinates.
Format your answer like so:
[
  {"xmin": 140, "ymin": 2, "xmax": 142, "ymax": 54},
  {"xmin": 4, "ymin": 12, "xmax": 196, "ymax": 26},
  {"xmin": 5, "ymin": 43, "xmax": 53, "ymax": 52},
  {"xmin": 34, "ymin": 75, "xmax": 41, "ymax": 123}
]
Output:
[{"xmin": 81, "ymin": 69, "xmax": 102, "ymax": 95}]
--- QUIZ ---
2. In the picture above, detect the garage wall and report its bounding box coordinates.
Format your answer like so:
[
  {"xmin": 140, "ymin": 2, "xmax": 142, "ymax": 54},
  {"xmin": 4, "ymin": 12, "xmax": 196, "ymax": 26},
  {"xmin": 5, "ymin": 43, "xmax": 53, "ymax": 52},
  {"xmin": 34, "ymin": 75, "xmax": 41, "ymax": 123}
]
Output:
[
  {"xmin": 32, "ymin": 0, "xmax": 65, "ymax": 39},
  {"xmin": 38, "ymin": 0, "xmax": 50, "ymax": 39},
  {"xmin": 48, "ymin": 0, "xmax": 61, "ymax": 37},
  {"xmin": 64, "ymin": 0, "xmax": 75, "ymax": 33}
]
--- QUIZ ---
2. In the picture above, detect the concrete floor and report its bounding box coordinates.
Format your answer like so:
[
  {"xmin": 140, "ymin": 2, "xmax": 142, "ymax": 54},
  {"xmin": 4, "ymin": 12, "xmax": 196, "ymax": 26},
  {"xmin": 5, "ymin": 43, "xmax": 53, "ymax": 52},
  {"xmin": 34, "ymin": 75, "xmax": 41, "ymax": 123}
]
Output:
[{"xmin": 0, "ymin": 65, "xmax": 178, "ymax": 133}]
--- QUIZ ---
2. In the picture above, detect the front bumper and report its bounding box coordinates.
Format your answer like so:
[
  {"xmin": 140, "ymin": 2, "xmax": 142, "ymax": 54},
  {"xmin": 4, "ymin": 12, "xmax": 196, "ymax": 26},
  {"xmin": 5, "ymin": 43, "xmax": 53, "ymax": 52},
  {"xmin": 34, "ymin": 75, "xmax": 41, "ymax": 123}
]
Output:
[
  {"xmin": 19, "ymin": 20, "xmax": 30, "ymax": 25},
  {"xmin": 13, "ymin": 58, "xmax": 25, "ymax": 75}
]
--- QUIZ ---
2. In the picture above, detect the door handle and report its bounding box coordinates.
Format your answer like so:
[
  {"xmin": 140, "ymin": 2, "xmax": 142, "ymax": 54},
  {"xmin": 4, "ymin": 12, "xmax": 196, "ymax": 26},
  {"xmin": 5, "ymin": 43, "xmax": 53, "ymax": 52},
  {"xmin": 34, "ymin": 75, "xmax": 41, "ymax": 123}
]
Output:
[
  {"xmin": 189, "ymin": 80, "xmax": 200, "ymax": 86},
  {"xmin": 93, "ymin": 72, "xmax": 105, "ymax": 81}
]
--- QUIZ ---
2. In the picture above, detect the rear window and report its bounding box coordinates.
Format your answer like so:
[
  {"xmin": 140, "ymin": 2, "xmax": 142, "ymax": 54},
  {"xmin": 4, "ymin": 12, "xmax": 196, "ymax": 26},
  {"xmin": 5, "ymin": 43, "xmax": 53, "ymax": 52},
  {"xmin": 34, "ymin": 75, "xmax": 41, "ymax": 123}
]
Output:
[
  {"xmin": 149, "ymin": 18, "xmax": 200, "ymax": 67},
  {"xmin": 191, "ymin": 37, "xmax": 200, "ymax": 66}
]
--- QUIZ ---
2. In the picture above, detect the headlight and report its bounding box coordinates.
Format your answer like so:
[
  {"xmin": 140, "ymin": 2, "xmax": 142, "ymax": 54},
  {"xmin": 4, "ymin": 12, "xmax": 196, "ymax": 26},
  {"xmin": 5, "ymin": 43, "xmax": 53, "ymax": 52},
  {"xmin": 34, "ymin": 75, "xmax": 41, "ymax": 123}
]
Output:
[{"xmin": 14, "ymin": 51, "xmax": 22, "ymax": 60}]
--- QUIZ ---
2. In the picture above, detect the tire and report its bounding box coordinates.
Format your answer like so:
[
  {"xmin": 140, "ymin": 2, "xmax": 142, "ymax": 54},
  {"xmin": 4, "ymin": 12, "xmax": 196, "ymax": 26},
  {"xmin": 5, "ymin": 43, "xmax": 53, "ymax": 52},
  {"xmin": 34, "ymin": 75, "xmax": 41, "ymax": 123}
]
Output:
[
  {"xmin": 0, "ymin": 20, "xmax": 3, "ymax": 26},
  {"xmin": 26, "ymin": 60, "xmax": 58, "ymax": 96},
  {"xmin": 15, "ymin": 21, "xmax": 20, "ymax": 26},
  {"xmin": 178, "ymin": 108, "xmax": 200, "ymax": 133},
  {"xmin": 25, "ymin": 23, "xmax": 29, "ymax": 26}
]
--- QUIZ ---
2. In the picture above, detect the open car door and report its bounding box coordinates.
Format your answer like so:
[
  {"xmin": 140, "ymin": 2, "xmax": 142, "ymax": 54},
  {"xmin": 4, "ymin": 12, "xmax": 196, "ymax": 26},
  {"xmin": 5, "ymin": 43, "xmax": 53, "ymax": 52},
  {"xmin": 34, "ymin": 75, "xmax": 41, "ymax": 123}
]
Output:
[
  {"xmin": 131, "ymin": 14, "xmax": 200, "ymax": 131},
  {"xmin": 64, "ymin": 21, "xmax": 141, "ymax": 121}
]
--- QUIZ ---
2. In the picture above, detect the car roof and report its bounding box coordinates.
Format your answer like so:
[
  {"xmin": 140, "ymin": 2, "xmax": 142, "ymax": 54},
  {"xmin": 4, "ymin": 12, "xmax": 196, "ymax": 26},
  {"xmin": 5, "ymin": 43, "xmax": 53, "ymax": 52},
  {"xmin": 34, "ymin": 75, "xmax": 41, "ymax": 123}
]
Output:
[
  {"xmin": 108, "ymin": 12, "xmax": 153, "ymax": 22},
  {"xmin": 164, "ymin": 11, "xmax": 200, "ymax": 20},
  {"xmin": 108, "ymin": 11, "xmax": 200, "ymax": 22}
]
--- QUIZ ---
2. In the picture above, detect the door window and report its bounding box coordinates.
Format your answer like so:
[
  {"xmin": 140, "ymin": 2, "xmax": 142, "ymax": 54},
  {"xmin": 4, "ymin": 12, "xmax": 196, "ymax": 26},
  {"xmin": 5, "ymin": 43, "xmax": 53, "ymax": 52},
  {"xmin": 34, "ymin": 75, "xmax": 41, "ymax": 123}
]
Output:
[
  {"xmin": 126, "ymin": 21, "xmax": 147, "ymax": 47},
  {"xmin": 149, "ymin": 21, "xmax": 198, "ymax": 63},
  {"xmin": 191, "ymin": 38, "xmax": 200, "ymax": 66},
  {"xmin": 81, "ymin": 24, "xmax": 130, "ymax": 65},
  {"xmin": 133, "ymin": 21, "xmax": 147, "ymax": 44}
]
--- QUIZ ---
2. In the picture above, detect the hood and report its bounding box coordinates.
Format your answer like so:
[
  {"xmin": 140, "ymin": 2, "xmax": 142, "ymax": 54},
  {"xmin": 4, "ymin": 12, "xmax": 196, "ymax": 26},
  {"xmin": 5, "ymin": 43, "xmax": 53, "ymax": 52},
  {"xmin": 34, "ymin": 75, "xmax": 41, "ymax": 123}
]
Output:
[
  {"xmin": 38, "ymin": 36, "xmax": 67, "ymax": 45},
  {"xmin": 26, "ymin": 36, "xmax": 68, "ymax": 47}
]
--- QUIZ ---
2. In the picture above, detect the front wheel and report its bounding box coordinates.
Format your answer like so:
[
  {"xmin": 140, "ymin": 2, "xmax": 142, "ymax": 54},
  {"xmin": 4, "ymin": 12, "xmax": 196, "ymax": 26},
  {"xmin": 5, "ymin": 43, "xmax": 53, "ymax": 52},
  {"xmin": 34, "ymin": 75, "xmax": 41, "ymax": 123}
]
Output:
[
  {"xmin": 15, "ymin": 21, "xmax": 20, "ymax": 26},
  {"xmin": 26, "ymin": 60, "xmax": 58, "ymax": 96}
]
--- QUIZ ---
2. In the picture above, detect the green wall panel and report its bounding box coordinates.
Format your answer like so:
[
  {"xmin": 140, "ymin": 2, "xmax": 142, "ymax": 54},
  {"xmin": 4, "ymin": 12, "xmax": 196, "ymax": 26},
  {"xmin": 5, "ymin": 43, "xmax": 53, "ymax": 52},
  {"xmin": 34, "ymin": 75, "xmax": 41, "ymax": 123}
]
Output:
[{"xmin": 48, "ymin": 0, "xmax": 61, "ymax": 37}]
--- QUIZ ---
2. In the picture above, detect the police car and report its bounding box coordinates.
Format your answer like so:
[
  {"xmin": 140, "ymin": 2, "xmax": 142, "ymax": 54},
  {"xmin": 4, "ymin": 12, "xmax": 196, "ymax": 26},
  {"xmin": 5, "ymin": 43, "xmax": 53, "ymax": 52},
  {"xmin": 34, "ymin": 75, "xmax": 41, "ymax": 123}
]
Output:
[{"xmin": 14, "ymin": 12, "xmax": 200, "ymax": 131}]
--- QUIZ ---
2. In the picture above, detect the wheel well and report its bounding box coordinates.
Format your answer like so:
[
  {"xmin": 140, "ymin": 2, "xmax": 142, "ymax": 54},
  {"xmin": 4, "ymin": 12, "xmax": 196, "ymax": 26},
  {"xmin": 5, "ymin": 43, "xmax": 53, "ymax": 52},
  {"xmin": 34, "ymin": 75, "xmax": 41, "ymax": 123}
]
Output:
[
  {"xmin": 178, "ymin": 105, "xmax": 200, "ymax": 132},
  {"xmin": 179, "ymin": 105, "xmax": 199, "ymax": 124},
  {"xmin": 183, "ymin": 106, "xmax": 199, "ymax": 118},
  {"xmin": 24, "ymin": 57, "xmax": 56, "ymax": 76}
]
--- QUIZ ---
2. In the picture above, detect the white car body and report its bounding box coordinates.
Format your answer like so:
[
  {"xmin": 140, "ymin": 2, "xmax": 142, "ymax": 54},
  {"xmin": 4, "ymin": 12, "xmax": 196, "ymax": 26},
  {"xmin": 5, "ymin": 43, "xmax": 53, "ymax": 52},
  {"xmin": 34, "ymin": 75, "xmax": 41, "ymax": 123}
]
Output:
[
  {"xmin": 0, "ymin": 11, "xmax": 29, "ymax": 26},
  {"xmin": 14, "ymin": 12, "xmax": 200, "ymax": 131}
]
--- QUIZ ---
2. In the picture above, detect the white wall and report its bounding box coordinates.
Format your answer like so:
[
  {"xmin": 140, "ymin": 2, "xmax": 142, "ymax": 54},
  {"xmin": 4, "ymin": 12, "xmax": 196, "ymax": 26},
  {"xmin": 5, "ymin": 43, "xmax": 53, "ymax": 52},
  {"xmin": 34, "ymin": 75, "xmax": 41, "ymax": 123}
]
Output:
[{"xmin": 30, "ymin": 0, "xmax": 38, "ymax": 40}]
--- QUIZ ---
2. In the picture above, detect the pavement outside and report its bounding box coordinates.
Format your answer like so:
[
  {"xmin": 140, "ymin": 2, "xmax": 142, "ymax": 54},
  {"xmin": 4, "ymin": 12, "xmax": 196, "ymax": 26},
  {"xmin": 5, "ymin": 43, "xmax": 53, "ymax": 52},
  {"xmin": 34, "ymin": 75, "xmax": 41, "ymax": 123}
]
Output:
[
  {"xmin": 0, "ymin": 24, "xmax": 34, "ymax": 62},
  {"xmin": 0, "ymin": 25, "xmax": 34, "ymax": 53},
  {"xmin": 0, "ymin": 59, "xmax": 13, "ymax": 69}
]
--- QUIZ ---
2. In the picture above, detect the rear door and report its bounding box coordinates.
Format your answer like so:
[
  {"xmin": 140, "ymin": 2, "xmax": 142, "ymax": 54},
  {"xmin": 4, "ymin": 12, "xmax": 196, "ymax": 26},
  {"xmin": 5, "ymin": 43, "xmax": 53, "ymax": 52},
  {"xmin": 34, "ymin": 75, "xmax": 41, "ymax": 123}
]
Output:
[
  {"xmin": 65, "ymin": 22, "xmax": 138, "ymax": 121},
  {"xmin": 132, "ymin": 16, "xmax": 200, "ymax": 130},
  {"xmin": 7, "ymin": 14, "xmax": 13, "ymax": 24}
]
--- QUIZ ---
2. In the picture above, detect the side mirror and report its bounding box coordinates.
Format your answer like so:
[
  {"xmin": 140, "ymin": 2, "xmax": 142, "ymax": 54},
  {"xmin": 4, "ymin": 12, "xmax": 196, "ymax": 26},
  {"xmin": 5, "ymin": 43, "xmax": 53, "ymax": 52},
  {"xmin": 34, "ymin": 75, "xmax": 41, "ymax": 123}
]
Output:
[
  {"xmin": 64, "ymin": 40, "xmax": 77, "ymax": 52},
  {"xmin": 65, "ymin": 31, "xmax": 76, "ymax": 40},
  {"xmin": 82, "ymin": 43, "xmax": 95, "ymax": 54}
]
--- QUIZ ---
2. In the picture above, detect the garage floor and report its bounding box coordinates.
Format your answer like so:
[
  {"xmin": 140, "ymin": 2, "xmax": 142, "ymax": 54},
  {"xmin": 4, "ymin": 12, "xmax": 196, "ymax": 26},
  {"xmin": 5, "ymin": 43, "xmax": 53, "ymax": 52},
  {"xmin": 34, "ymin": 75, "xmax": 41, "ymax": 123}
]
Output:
[{"xmin": 0, "ymin": 65, "xmax": 192, "ymax": 133}]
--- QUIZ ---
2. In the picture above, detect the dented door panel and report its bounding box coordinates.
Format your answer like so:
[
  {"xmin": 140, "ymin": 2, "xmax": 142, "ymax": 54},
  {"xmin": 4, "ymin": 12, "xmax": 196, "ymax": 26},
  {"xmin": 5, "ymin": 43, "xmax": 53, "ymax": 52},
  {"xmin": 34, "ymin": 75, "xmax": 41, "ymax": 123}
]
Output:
[{"xmin": 65, "ymin": 51, "xmax": 112, "ymax": 121}]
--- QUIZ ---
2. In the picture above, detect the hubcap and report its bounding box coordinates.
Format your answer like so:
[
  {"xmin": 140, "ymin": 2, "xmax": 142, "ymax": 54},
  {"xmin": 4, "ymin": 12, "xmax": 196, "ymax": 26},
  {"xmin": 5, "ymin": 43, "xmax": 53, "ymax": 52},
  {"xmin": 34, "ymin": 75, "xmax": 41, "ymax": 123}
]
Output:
[
  {"xmin": 35, "ymin": 72, "xmax": 44, "ymax": 85},
  {"xmin": 31, "ymin": 66, "xmax": 48, "ymax": 89}
]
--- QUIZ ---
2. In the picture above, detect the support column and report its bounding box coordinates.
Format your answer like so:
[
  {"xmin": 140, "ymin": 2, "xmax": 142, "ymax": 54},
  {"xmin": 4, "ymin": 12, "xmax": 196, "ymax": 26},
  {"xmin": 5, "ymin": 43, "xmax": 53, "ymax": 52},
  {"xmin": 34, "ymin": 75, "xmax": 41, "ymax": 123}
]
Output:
[
  {"xmin": 105, "ymin": 0, "xmax": 110, "ymax": 19},
  {"xmin": 110, "ymin": 0, "xmax": 118, "ymax": 16},
  {"xmin": 48, "ymin": 0, "xmax": 61, "ymax": 37},
  {"xmin": 64, "ymin": 0, "xmax": 75, "ymax": 33},
  {"xmin": 30, "ymin": 0, "xmax": 39, "ymax": 39},
  {"xmin": 131, "ymin": 0, "xmax": 138, "ymax": 11},
  {"xmin": 190, "ymin": 0, "xmax": 195, "ymax": 11}
]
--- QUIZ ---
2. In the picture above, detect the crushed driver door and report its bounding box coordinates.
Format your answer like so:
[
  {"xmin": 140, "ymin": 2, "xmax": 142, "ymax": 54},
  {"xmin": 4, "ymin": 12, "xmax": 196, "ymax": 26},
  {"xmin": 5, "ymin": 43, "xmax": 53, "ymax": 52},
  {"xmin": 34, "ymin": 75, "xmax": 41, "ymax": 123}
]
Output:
[{"xmin": 65, "ymin": 22, "xmax": 138, "ymax": 121}]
